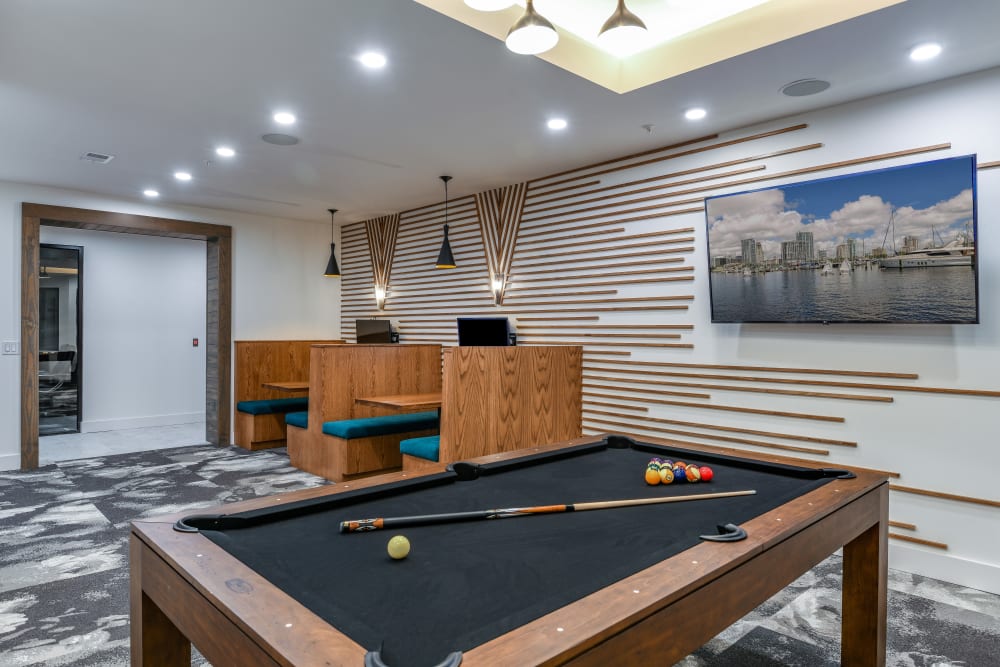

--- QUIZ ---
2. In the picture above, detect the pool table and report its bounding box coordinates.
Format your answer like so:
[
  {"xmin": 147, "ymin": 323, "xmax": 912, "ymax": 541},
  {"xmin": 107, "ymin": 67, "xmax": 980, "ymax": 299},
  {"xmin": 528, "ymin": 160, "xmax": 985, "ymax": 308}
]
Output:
[{"xmin": 130, "ymin": 433, "xmax": 888, "ymax": 666}]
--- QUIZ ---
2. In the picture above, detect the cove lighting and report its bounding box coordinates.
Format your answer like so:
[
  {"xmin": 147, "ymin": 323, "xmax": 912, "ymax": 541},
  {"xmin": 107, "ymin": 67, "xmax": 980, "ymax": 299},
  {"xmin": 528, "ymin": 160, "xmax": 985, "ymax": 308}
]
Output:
[
  {"xmin": 273, "ymin": 111, "xmax": 297, "ymax": 125},
  {"xmin": 464, "ymin": 0, "xmax": 514, "ymax": 10}
]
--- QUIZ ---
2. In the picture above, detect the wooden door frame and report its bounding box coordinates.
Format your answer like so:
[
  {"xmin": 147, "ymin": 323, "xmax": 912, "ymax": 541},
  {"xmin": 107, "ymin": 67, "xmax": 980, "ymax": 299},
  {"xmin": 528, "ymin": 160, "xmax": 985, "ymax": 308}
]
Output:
[{"xmin": 20, "ymin": 203, "xmax": 233, "ymax": 469}]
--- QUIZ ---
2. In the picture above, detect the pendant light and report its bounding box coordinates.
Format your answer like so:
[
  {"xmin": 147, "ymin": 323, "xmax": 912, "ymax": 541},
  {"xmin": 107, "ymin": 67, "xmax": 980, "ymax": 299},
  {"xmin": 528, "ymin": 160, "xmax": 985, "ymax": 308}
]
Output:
[
  {"xmin": 436, "ymin": 176, "xmax": 457, "ymax": 269},
  {"xmin": 597, "ymin": 0, "xmax": 648, "ymax": 54},
  {"xmin": 505, "ymin": 0, "xmax": 558, "ymax": 55},
  {"xmin": 464, "ymin": 0, "xmax": 514, "ymax": 10},
  {"xmin": 323, "ymin": 208, "xmax": 341, "ymax": 277}
]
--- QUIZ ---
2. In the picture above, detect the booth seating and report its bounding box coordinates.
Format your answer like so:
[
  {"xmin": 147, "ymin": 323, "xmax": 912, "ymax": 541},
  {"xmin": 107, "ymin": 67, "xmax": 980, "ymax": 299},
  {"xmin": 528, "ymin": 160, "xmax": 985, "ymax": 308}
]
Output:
[
  {"xmin": 401, "ymin": 345, "xmax": 583, "ymax": 472},
  {"xmin": 233, "ymin": 340, "xmax": 342, "ymax": 450},
  {"xmin": 287, "ymin": 344, "xmax": 442, "ymax": 482}
]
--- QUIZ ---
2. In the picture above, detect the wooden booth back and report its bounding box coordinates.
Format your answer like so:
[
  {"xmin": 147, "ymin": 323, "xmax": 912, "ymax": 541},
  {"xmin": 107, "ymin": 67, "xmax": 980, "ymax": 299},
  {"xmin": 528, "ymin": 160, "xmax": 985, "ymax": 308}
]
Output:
[
  {"xmin": 233, "ymin": 340, "xmax": 343, "ymax": 404},
  {"xmin": 439, "ymin": 345, "xmax": 583, "ymax": 462},
  {"xmin": 307, "ymin": 344, "xmax": 443, "ymax": 431}
]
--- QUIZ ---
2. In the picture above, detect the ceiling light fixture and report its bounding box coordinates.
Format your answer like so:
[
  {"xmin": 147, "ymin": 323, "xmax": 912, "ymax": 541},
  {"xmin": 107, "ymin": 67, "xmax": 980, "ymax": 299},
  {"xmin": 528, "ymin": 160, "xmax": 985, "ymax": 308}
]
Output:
[
  {"xmin": 143, "ymin": 189, "xmax": 160, "ymax": 198},
  {"xmin": 273, "ymin": 111, "xmax": 297, "ymax": 125},
  {"xmin": 909, "ymin": 42, "xmax": 942, "ymax": 62},
  {"xmin": 215, "ymin": 146, "xmax": 236, "ymax": 157},
  {"xmin": 435, "ymin": 175, "xmax": 457, "ymax": 269},
  {"xmin": 684, "ymin": 107, "xmax": 707, "ymax": 120},
  {"xmin": 505, "ymin": 0, "xmax": 558, "ymax": 55},
  {"xmin": 597, "ymin": 0, "xmax": 648, "ymax": 54},
  {"xmin": 464, "ymin": 0, "xmax": 514, "ymax": 10},
  {"xmin": 324, "ymin": 209, "xmax": 341, "ymax": 278},
  {"xmin": 547, "ymin": 118, "xmax": 568, "ymax": 130},
  {"xmin": 174, "ymin": 171, "xmax": 192, "ymax": 181},
  {"xmin": 358, "ymin": 51, "xmax": 387, "ymax": 69}
]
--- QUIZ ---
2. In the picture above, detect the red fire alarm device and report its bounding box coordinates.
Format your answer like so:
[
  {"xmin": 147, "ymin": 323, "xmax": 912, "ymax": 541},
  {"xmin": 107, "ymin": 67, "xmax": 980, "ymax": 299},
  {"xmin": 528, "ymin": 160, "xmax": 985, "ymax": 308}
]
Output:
[{"xmin": 193, "ymin": 338, "xmax": 199, "ymax": 347}]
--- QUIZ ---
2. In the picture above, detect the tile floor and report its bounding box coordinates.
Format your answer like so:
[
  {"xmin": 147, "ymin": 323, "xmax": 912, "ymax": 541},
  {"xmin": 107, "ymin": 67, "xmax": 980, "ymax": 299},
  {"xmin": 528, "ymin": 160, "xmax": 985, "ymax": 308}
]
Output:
[{"xmin": 38, "ymin": 421, "xmax": 209, "ymax": 464}]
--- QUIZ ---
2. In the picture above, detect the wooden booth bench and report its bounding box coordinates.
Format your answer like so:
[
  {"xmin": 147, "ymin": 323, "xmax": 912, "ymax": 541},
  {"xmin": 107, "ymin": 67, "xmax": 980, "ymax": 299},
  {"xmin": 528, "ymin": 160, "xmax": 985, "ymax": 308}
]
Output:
[
  {"xmin": 287, "ymin": 344, "xmax": 442, "ymax": 481},
  {"xmin": 233, "ymin": 339, "xmax": 342, "ymax": 450},
  {"xmin": 401, "ymin": 345, "xmax": 583, "ymax": 473}
]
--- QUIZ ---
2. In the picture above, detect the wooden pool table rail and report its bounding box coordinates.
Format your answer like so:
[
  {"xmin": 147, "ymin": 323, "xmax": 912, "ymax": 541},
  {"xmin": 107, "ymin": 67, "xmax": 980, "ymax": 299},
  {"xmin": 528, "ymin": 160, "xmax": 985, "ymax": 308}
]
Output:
[{"xmin": 130, "ymin": 433, "xmax": 887, "ymax": 666}]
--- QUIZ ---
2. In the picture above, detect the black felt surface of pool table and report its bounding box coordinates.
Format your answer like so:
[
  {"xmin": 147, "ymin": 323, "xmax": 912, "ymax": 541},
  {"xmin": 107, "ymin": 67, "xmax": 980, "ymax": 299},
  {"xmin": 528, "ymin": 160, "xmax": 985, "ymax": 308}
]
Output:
[{"xmin": 197, "ymin": 438, "xmax": 836, "ymax": 667}]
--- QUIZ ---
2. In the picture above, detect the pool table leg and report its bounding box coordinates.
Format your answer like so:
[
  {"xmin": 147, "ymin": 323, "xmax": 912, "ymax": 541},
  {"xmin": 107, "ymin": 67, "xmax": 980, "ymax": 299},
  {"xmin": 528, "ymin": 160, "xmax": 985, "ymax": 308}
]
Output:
[
  {"xmin": 841, "ymin": 483, "xmax": 888, "ymax": 667},
  {"xmin": 130, "ymin": 535, "xmax": 191, "ymax": 666}
]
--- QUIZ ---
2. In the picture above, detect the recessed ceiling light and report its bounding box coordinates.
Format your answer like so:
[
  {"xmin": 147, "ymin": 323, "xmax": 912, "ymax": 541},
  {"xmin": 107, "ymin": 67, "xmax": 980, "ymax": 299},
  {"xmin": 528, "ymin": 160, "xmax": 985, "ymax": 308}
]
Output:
[
  {"xmin": 273, "ymin": 111, "xmax": 296, "ymax": 125},
  {"xmin": 909, "ymin": 42, "xmax": 942, "ymax": 61},
  {"xmin": 215, "ymin": 146, "xmax": 236, "ymax": 158},
  {"xmin": 684, "ymin": 108, "xmax": 707, "ymax": 120},
  {"xmin": 780, "ymin": 78, "xmax": 831, "ymax": 97},
  {"xmin": 464, "ymin": 0, "xmax": 514, "ymax": 10},
  {"xmin": 358, "ymin": 51, "xmax": 387, "ymax": 69},
  {"xmin": 174, "ymin": 171, "xmax": 192, "ymax": 182},
  {"xmin": 143, "ymin": 189, "xmax": 159, "ymax": 198},
  {"xmin": 547, "ymin": 118, "xmax": 568, "ymax": 130}
]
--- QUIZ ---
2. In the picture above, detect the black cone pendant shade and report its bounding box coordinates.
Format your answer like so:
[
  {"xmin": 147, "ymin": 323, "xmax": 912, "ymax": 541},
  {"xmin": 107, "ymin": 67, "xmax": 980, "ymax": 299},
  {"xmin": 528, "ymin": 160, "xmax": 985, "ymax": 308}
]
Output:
[
  {"xmin": 436, "ymin": 176, "xmax": 457, "ymax": 268},
  {"xmin": 324, "ymin": 208, "xmax": 341, "ymax": 277},
  {"xmin": 436, "ymin": 224, "xmax": 456, "ymax": 268}
]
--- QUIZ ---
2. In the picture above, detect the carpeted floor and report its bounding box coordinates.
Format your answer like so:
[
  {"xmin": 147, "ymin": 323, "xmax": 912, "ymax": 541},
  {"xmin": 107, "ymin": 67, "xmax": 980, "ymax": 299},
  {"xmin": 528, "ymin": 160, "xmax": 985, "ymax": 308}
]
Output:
[{"xmin": 1, "ymin": 444, "xmax": 998, "ymax": 666}]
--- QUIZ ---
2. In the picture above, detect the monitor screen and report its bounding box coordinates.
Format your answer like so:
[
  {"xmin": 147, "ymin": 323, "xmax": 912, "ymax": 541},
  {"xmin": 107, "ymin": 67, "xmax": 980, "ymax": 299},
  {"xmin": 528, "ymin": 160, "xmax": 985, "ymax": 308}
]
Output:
[
  {"xmin": 457, "ymin": 317, "xmax": 510, "ymax": 346},
  {"xmin": 704, "ymin": 154, "xmax": 979, "ymax": 324},
  {"xmin": 356, "ymin": 319, "xmax": 393, "ymax": 344}
]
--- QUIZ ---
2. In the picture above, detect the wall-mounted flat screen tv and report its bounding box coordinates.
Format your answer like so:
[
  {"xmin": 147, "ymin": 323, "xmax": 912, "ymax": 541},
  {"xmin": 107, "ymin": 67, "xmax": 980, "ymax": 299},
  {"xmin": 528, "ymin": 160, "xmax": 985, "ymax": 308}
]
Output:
[
  {"xmin": 356, "ymin": 318, "xmax": 392, "ymax": 344},
  {"xmin": 705, "ymin": 155, "xmax": 978, "ymax": 324},
  {"xmin": 457, "ymin": 317, "xmax": 510, "ymax": 346}
]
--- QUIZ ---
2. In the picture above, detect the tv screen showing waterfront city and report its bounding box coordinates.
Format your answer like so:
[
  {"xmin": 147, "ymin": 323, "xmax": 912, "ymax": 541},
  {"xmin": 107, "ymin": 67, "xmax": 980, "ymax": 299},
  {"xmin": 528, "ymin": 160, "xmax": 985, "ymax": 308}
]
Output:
[{"xmin": 705, "ymin": 155, "xmax": 978, "ymax": 324}]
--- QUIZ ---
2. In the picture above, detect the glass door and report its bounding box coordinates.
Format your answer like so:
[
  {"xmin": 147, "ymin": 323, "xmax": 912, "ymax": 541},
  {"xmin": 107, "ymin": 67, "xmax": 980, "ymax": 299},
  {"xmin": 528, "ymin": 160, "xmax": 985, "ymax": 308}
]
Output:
[{"xmin": 39, "ymin": 244, "xmax": 83, "ymax": 436}]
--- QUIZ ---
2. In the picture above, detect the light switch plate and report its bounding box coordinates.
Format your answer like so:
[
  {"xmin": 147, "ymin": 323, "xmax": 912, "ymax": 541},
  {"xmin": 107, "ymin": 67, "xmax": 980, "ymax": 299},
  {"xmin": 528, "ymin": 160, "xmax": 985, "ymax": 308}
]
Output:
[{"xmin": 2, "ymin": 341, "xmax": 19, "ymax": 355}]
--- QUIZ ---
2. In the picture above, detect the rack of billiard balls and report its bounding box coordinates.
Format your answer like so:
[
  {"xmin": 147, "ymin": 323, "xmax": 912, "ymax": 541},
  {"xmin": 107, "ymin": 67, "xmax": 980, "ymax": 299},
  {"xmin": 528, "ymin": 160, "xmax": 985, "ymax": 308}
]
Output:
[{"xmin": 645, "ymin": 458, "xmax": 714, "ymax": 485}]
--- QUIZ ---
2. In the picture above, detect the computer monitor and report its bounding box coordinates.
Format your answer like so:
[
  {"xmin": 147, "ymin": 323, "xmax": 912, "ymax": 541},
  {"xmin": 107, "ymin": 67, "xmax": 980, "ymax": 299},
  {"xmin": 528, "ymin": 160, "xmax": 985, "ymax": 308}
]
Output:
[
  {"xmin": 356, "ymin": 319, "xmax": 393, "ymax": 344},
  {"xmin": 457, "ymin": 317, "xmax": 511, "ymax": 346}
]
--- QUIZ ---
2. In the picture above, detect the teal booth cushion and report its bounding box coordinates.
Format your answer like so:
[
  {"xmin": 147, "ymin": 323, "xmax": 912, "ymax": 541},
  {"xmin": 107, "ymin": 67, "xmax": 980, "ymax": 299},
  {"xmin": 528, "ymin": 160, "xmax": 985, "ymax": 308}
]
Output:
[
  {"xmin": 322, "ymin": 411, "xmax": 439, "ymax": 439},
  {"xmin": 284, "ymin": 411, "xmax": 309, "ymax": 429},
  {"xmin": 400, "ymin": 435, "xmax": 440, "ymax": 462},
  {"xmin": 236, "ymin": 398, "xmax": 308, "ymax": 415}
]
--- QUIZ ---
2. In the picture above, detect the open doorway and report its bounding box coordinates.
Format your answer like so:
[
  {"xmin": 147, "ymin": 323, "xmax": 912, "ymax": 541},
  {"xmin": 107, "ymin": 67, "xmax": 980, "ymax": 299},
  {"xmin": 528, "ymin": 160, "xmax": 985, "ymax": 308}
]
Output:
[
  {"xmin": 38, "ymin": 243, "xmax": 83, "ymax": 436},
  {"xmin": 20, "ymin": 203, "xmax": 232, "ymax": 470}
]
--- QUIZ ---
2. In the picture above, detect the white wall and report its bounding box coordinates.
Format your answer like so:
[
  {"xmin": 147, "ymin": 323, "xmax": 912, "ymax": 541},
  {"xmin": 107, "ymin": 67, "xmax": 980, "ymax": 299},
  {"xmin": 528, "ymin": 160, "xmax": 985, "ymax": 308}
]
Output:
[
  {"xmin": 0, "ymin": 183, "xmax": 341, "ymax": 469},
  {"xmin": 40, "ymin": 227, "xmax": 207, "ymax": 432},
  {"xmin": 587, "ymin": 68, "xmax": 1000, "ymax": 592}
]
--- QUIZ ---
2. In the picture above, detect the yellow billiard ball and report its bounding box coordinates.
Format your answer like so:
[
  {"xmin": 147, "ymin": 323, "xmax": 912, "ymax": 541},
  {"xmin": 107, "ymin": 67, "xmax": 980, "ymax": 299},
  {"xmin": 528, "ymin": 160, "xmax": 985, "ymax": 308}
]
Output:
[{"xmin": 387, "ymin": 535, "xmax": 411, "ymax": 560}]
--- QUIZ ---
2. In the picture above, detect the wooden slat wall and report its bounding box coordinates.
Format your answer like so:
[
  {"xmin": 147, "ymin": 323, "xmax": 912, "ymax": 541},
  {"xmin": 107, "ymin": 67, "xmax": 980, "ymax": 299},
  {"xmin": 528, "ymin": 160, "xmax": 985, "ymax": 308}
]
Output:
[{"xmin": 341, "ymin": 129, "xmax": 1000, "ymax": 552}]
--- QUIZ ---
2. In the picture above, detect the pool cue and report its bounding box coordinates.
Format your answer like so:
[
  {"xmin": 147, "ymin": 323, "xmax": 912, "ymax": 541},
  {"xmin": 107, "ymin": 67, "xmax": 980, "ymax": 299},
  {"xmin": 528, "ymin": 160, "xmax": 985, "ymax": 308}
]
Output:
[{"xmin": 339, "ymin": 489, "xmax": 755, "ymax": 533}]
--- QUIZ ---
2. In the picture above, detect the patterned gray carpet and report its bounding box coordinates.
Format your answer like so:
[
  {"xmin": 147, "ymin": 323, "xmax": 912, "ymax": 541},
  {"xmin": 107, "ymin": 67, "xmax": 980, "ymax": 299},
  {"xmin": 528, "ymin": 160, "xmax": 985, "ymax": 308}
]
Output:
[{"xmin": 1, "ymin": 444, "xmax": 998, "ymax": 666}]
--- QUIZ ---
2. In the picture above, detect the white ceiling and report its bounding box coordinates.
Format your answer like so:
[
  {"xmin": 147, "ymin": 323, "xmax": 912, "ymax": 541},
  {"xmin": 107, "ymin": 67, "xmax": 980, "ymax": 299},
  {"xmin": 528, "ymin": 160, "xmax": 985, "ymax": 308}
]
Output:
[{"xmin": 1, "ymin": 0, "xmax": 998, "ymax": 224}]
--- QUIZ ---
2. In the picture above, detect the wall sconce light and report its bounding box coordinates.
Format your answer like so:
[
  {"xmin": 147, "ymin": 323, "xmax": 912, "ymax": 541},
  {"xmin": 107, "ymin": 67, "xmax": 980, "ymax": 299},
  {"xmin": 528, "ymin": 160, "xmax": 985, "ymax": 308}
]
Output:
[
  {"xmin": 491, "ymin": 273, "xmax": 506, "ymax": 306},
  {"xmin": 323, "ymin": 208, "xmax": 341, "ymax": 277},
  {"xmin": 505, "ymin": 0, "xmax": 558, "ymax": 55},
  {"xmin": 436, "ymin": 175, "xmax": 457, "ymax": 268},
  {"xmin": 374, "ymin": 285, "xmax": 388, "ymax": 310}
]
